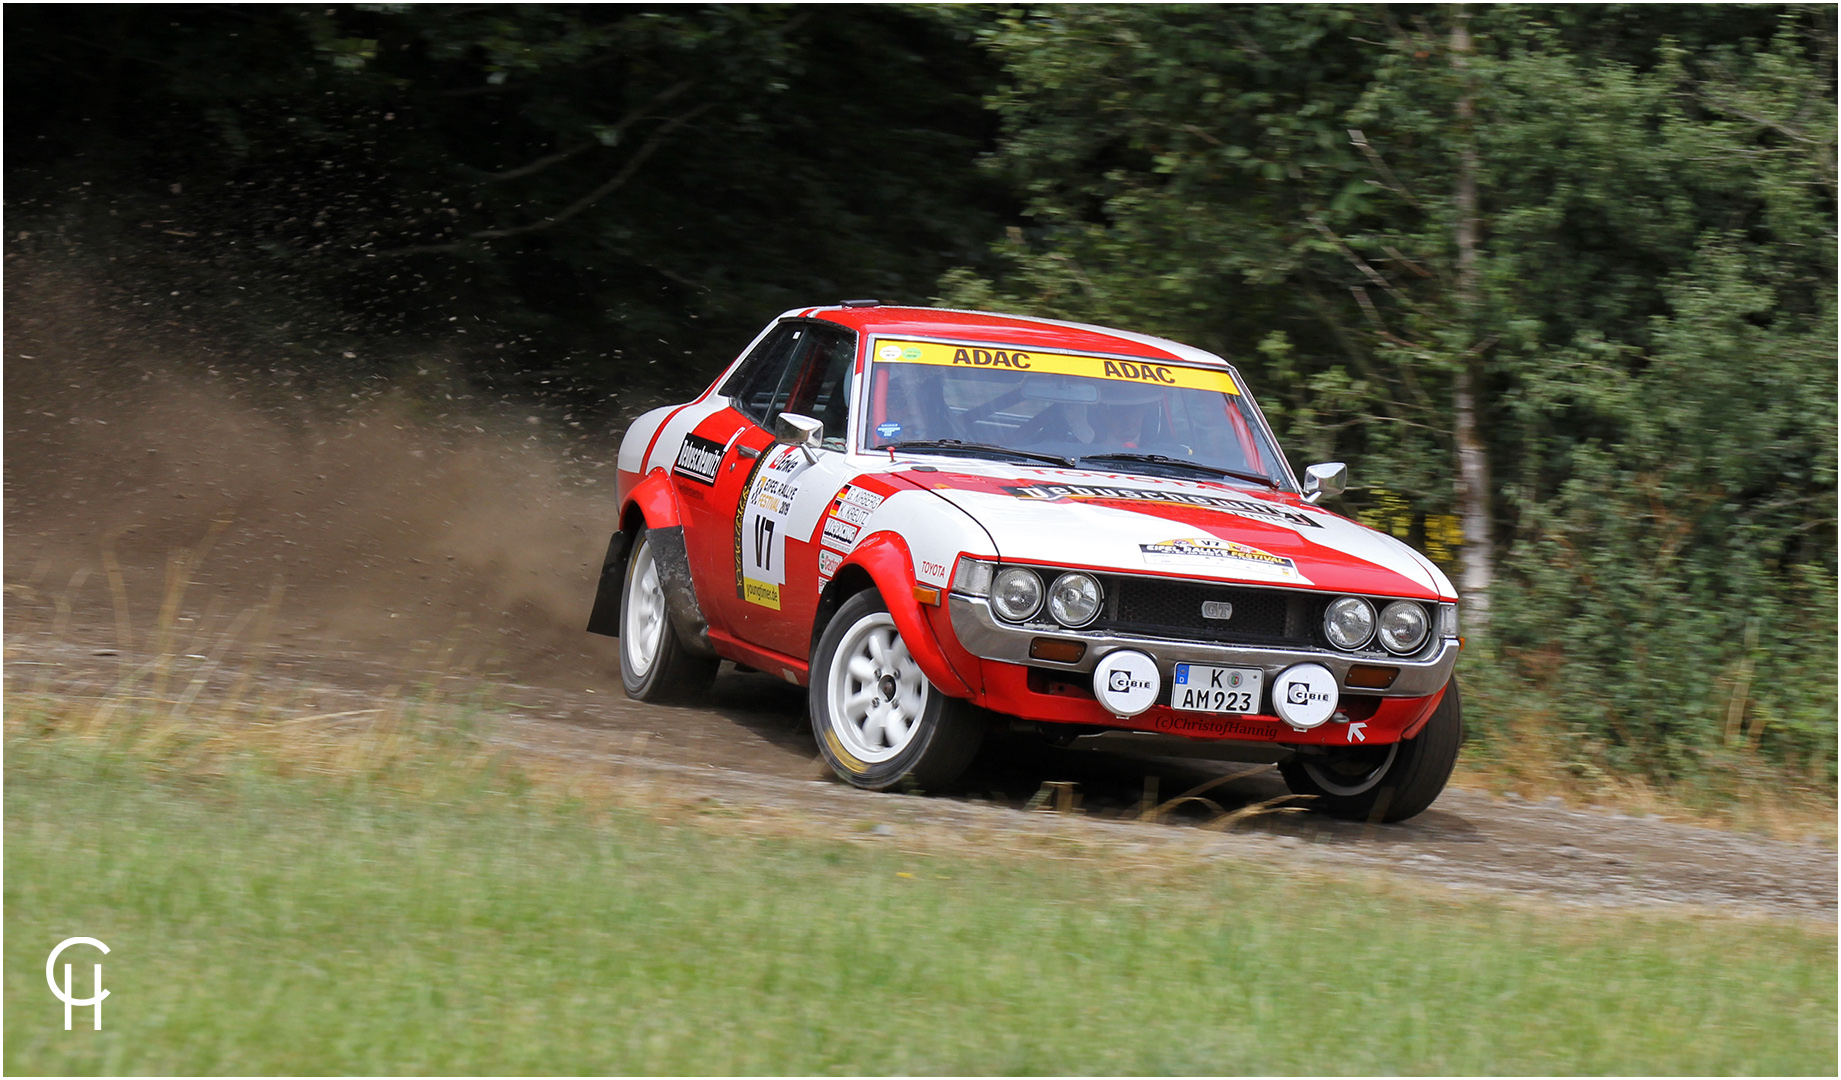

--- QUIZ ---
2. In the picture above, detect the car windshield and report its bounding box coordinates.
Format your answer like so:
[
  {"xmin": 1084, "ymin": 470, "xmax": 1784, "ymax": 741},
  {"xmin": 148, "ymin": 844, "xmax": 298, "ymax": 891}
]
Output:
[{"xmin": 860, "ymin": 338, "xmax": 1292, "ymax": 489}]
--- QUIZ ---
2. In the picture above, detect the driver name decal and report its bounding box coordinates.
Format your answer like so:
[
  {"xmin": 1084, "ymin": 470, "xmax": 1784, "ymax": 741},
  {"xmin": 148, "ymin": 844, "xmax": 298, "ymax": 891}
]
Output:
[
  {"xmin": 1003, "ymin": 483, "xmax": 1322, "ymax": 529},
  {"xmin": 815, "ymin": 483, "xmax": 883, "ymax": 592}
]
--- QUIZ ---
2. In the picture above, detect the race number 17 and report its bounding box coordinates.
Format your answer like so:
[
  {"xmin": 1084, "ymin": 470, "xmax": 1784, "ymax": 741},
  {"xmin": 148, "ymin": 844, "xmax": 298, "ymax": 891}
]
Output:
[{"xmin": 753, "ymin": 517, "xmax": 776, "ymax": 572}]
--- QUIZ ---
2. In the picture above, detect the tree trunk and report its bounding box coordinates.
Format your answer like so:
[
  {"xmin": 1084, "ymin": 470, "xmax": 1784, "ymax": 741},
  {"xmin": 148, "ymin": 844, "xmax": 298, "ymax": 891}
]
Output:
[{"xmin": 1450, "ymin": 11, "xmax": 1493, "ymax": 627}]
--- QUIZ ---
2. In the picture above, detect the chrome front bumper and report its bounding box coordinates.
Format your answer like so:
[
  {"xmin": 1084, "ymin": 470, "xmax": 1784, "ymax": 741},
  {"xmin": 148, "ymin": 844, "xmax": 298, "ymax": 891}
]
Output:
[{"xmin": 948, "ymin": 594, "xmax": 1459, "ymax": 698}]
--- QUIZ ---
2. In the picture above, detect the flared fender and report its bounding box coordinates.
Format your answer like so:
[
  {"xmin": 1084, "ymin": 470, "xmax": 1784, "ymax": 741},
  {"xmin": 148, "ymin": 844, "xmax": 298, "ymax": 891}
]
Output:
[
  {"xmin": 839, "ymin": 532, "xmax": 975, "ymax": 698},
  {"xmin": 624, "ymin": 469, "xmax": 683, "ymax": 530},
  {"xmin": 1398, "ymin": 680, "xmax": 1452, "ymax": 742}
]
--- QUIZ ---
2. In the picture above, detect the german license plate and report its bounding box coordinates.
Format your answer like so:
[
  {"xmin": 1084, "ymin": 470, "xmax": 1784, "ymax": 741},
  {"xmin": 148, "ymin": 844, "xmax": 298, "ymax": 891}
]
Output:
[{"xmin": 1171, "ymin": 664, "xmax": 1264, "ymax": 714}]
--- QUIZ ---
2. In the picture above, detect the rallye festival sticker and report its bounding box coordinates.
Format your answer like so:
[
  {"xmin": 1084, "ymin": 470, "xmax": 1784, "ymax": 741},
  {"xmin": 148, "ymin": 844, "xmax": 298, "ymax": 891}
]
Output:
[
  {"xmin": 1139, "ymin": 536, "xmax": 1313, "ymax": 585},
  {"xmin": 1003, "ymin": 482, "xmax": 1322, "ymax": 529},
  {"xmin": 735, "ymin": 444, "xmax": 813, "ymax": 609}
]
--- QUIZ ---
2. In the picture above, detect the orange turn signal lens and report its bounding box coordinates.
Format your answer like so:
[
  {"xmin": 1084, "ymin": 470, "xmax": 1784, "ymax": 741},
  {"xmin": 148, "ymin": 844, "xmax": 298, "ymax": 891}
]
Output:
[
  {"xmin": 1028, "ymin": 638, "xmax": 1087, "ymax": 664},
  {"xmin": 913, "ymin": 586, "xmax": 942, "ymax": 607},
  {"xmin": 1344, "ymin": 664, "xmax": 1399, "ymax": 689}
]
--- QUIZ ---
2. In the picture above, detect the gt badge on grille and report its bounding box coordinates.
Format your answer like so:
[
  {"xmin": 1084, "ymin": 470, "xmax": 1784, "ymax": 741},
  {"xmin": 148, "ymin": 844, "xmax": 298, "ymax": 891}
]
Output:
[{"xmin": 1201, "ymin": 600, "xmax": 1234, "ymax": 621}]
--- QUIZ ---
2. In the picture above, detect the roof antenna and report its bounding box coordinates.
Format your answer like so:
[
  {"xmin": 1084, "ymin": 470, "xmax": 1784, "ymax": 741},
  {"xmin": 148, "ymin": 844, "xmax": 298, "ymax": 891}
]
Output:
[{"xmin": 839, "ymin": 298, "xmax": 881, "ymax": 307}]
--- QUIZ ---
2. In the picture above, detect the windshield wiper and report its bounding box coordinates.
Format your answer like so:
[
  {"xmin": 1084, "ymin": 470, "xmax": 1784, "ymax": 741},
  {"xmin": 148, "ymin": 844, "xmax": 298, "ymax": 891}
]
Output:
[
  {"xmin": 1077, "ymin": 452, "xmax": 1279, "ymax": 489},
  {"xmin": 883, "ymin": 440, "xmax": 1077, "ymax": 469}
]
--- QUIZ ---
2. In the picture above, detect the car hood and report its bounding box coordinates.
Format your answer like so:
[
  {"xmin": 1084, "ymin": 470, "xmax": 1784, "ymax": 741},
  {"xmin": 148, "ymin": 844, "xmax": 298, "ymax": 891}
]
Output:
[{"xmin": 888, "ymin": 462, "xmax": 1454, "ymax": 600}]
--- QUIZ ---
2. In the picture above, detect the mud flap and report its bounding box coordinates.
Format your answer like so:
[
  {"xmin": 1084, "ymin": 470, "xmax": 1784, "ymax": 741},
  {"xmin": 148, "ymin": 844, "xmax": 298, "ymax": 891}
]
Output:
[
  {"xmin": 585, "ymin": 526, "xmax": 716, "ymax": 658},
  {"xmin": 584, "ymin": 531, "xmax": 631, "ymax": 637}
]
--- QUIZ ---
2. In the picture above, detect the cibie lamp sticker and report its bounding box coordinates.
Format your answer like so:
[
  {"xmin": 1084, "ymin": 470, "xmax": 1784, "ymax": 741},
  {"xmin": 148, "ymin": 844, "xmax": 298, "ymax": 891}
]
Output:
[
  {"xmin": 1272, "ymin": 664, "xmax": 1339, "ymax": 729},
  {"xmin": 1092, "ymin": 650, "xmax": 1160, "ymax": 717}
]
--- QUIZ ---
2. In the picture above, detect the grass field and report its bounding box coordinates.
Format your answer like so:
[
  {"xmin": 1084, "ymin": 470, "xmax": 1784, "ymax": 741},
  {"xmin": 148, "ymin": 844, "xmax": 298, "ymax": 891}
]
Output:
[{"xmin": 6, "ymin": 711, "xmax": 1835, "ymax": 1078}]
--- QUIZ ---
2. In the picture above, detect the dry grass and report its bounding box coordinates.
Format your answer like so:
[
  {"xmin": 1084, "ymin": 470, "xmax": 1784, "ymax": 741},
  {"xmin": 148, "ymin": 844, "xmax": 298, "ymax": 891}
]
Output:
[
  {"xmin": 1451, "ymin": 682, "xmax": 1836, "ymax": 845},
  {"xmin": 6, "ymin": 520, "xmax": 1833, "ymax": 848}
]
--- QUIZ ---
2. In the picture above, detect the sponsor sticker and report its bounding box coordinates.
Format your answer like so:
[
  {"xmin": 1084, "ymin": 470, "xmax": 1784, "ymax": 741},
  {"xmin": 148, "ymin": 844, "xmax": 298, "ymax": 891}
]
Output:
[
  {"xmin": 817, "ymin": 548, "xmax": 843, "ymax": 581},
  {"xmin": 871, "ymin": 338, "xmax": 1239, "ymax": 395},
  {"xmin": 672, "ymin": 433, "xmax": 725, "ymax": 486},
  {"xmin": 742, "ymin": 577, "xmax": 781, "ymax": 610},
  {"xmin": 1004, "ymin": 482, "xmax": 1322, "ymax": 529},
  {"xmin": 875, "ymin": 420, "xmax": 902, "ymax": 440},
  {"xmin": 1139, "ymin": 536, "xmax": 1313, "ymax": 584},
  {"xmin": 821, "ymin": 516, "xmax": 860, "ymax": 552}
]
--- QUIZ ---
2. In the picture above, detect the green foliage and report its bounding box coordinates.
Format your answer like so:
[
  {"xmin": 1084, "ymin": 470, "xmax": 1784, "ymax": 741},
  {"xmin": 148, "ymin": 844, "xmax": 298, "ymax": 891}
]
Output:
[
  {"xmin": 5, "ymin": 5, "xmax": 1010, "ymax": 403},
  {"xmin": 940, "ymin": 5, "xmax": 1836, "ymax": 789},
  {"xmin": 1495, "ymin": 242, "xmax": 1837, "ymax": 779},
  {"xmin": 5, "ymin": 5, "xmax": 1832, "ymax": 794}
]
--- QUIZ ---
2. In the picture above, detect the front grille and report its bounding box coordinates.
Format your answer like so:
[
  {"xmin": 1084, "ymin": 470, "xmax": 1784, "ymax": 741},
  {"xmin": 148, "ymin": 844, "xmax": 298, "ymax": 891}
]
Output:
[{"xmin": 1098, "ymin": 576, "xmax": 1320, "ymax": 648}]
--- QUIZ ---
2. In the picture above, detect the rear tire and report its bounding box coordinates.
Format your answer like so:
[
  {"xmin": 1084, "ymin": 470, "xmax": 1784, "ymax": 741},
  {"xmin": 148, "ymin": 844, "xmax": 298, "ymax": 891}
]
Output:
[
  {"xmin": 1280, "ymin": 678, "xmax": 1463, "ymax": 823},
  {"xmin": 810, "ymin": 590, "xmax": 983, "ymax": 791},
  {"xmin": 619, "ymin": 528, "xmax": 718, "ymax": 703}
]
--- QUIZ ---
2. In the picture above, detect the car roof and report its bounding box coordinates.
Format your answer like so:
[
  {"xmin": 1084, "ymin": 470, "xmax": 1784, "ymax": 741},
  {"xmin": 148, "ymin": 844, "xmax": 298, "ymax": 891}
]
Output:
[{"xmin": 785, "ymin": 305, "xmax": 1231, "ymax": 369}]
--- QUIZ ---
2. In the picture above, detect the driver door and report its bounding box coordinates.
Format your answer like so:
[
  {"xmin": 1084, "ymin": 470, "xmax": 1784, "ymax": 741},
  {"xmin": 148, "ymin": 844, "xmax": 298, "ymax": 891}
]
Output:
[{"xmin": 704, "ymin": 321, "xmax": 860, "ymax": 660}]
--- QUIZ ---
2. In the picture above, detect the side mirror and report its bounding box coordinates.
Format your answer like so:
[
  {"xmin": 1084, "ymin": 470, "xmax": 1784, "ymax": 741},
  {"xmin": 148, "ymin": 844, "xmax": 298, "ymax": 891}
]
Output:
[
  {"xmin": 1302, "ymin": 461, "xmax": 1347, "ymax": 504},
  {"xmin": 773, "ymin": 412, "xmax": 824, "ymax": 463}
]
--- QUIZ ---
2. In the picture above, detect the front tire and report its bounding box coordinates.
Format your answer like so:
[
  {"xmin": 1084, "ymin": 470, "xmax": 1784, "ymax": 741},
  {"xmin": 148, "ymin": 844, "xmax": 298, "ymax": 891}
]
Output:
[
  {"xmin": 619, "ymin": 528, "xmax": 718, "ymax": 702},
  {"xmin": 1280, "ymin": 677, "xmax": 1463, "ymax": 823},
  {"xmin": 810, "ymin": 590, "xmax": 983, "ymax": 791}
]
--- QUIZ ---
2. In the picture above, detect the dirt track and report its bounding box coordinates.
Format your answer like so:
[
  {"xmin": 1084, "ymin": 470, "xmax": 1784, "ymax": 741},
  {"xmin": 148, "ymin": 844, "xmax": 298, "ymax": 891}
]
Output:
[{"xmin": 6, "ymin": 271, "xmax": 1835, "ymax": 924}]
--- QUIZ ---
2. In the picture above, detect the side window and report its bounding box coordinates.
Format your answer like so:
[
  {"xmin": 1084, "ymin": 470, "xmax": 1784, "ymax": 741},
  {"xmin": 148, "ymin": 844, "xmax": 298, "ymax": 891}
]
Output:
[
  {"xmin": 724, "ymin": 322, "xmax": 857, "ymax": 445},
  {"xmin": 721, "ymin": 324, "xmax": 804, "ymax": 423},
  {"xmin": 783, "ymin": 328, "xmax": 857, "ymax": 449}
]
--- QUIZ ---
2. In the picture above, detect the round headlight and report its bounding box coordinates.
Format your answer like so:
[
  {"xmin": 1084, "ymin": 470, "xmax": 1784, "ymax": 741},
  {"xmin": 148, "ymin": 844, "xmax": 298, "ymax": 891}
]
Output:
[
  {"xmin": 1324, "ymin": 597, "xmax": 1376, "ymax": 650},
  {"xmin": 1047, "ymin": 572, "xmax": 1102, "ymax": 628},
  {"xmin": 1378, "ymin": 600, "xmax": 1430, "ymax": 654},
  {"xmin": 990, "ymin": 567, "xmax": 1043, "ymax": 622}
]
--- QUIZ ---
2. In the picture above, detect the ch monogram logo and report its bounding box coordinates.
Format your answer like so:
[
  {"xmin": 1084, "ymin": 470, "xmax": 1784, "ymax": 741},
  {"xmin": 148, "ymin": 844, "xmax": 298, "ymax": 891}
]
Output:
[{"xmin": 46, "ymin": 937, "xmax": 109, "ymax": 1030}]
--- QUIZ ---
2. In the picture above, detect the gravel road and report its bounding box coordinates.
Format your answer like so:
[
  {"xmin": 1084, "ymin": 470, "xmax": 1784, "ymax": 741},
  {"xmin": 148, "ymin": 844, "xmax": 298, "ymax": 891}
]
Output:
[{"xmin": 7, "ymin": 279, "xmax": 1833, "ymax": 924}]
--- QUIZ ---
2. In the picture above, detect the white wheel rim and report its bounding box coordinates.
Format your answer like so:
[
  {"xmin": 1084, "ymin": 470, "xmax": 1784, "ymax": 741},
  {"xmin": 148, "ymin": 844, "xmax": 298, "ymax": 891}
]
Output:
[
  {"xmin": 1302, "ymin": 742, "xmax": 1399, "ymax": 797},
  {"xmin": 623, "ymin": 538, "xmax": 666, "ymax": 679},
  {"xmin": 826, "ymin": 611, "xmax": 928, "ymax": 764}
]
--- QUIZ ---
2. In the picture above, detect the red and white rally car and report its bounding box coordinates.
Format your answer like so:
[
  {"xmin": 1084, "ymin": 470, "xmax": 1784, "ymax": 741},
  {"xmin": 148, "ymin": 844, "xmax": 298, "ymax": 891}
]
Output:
[{"xmin": 588, "ymin": 304, "xmax": 1464, "ymax": 821}]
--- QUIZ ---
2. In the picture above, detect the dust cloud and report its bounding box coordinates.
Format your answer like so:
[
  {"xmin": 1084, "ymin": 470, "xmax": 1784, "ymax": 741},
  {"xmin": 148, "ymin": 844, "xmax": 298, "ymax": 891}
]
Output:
[{"xmin": 5, "ymin": 260, "xmax": 643, "ymax": 686}]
